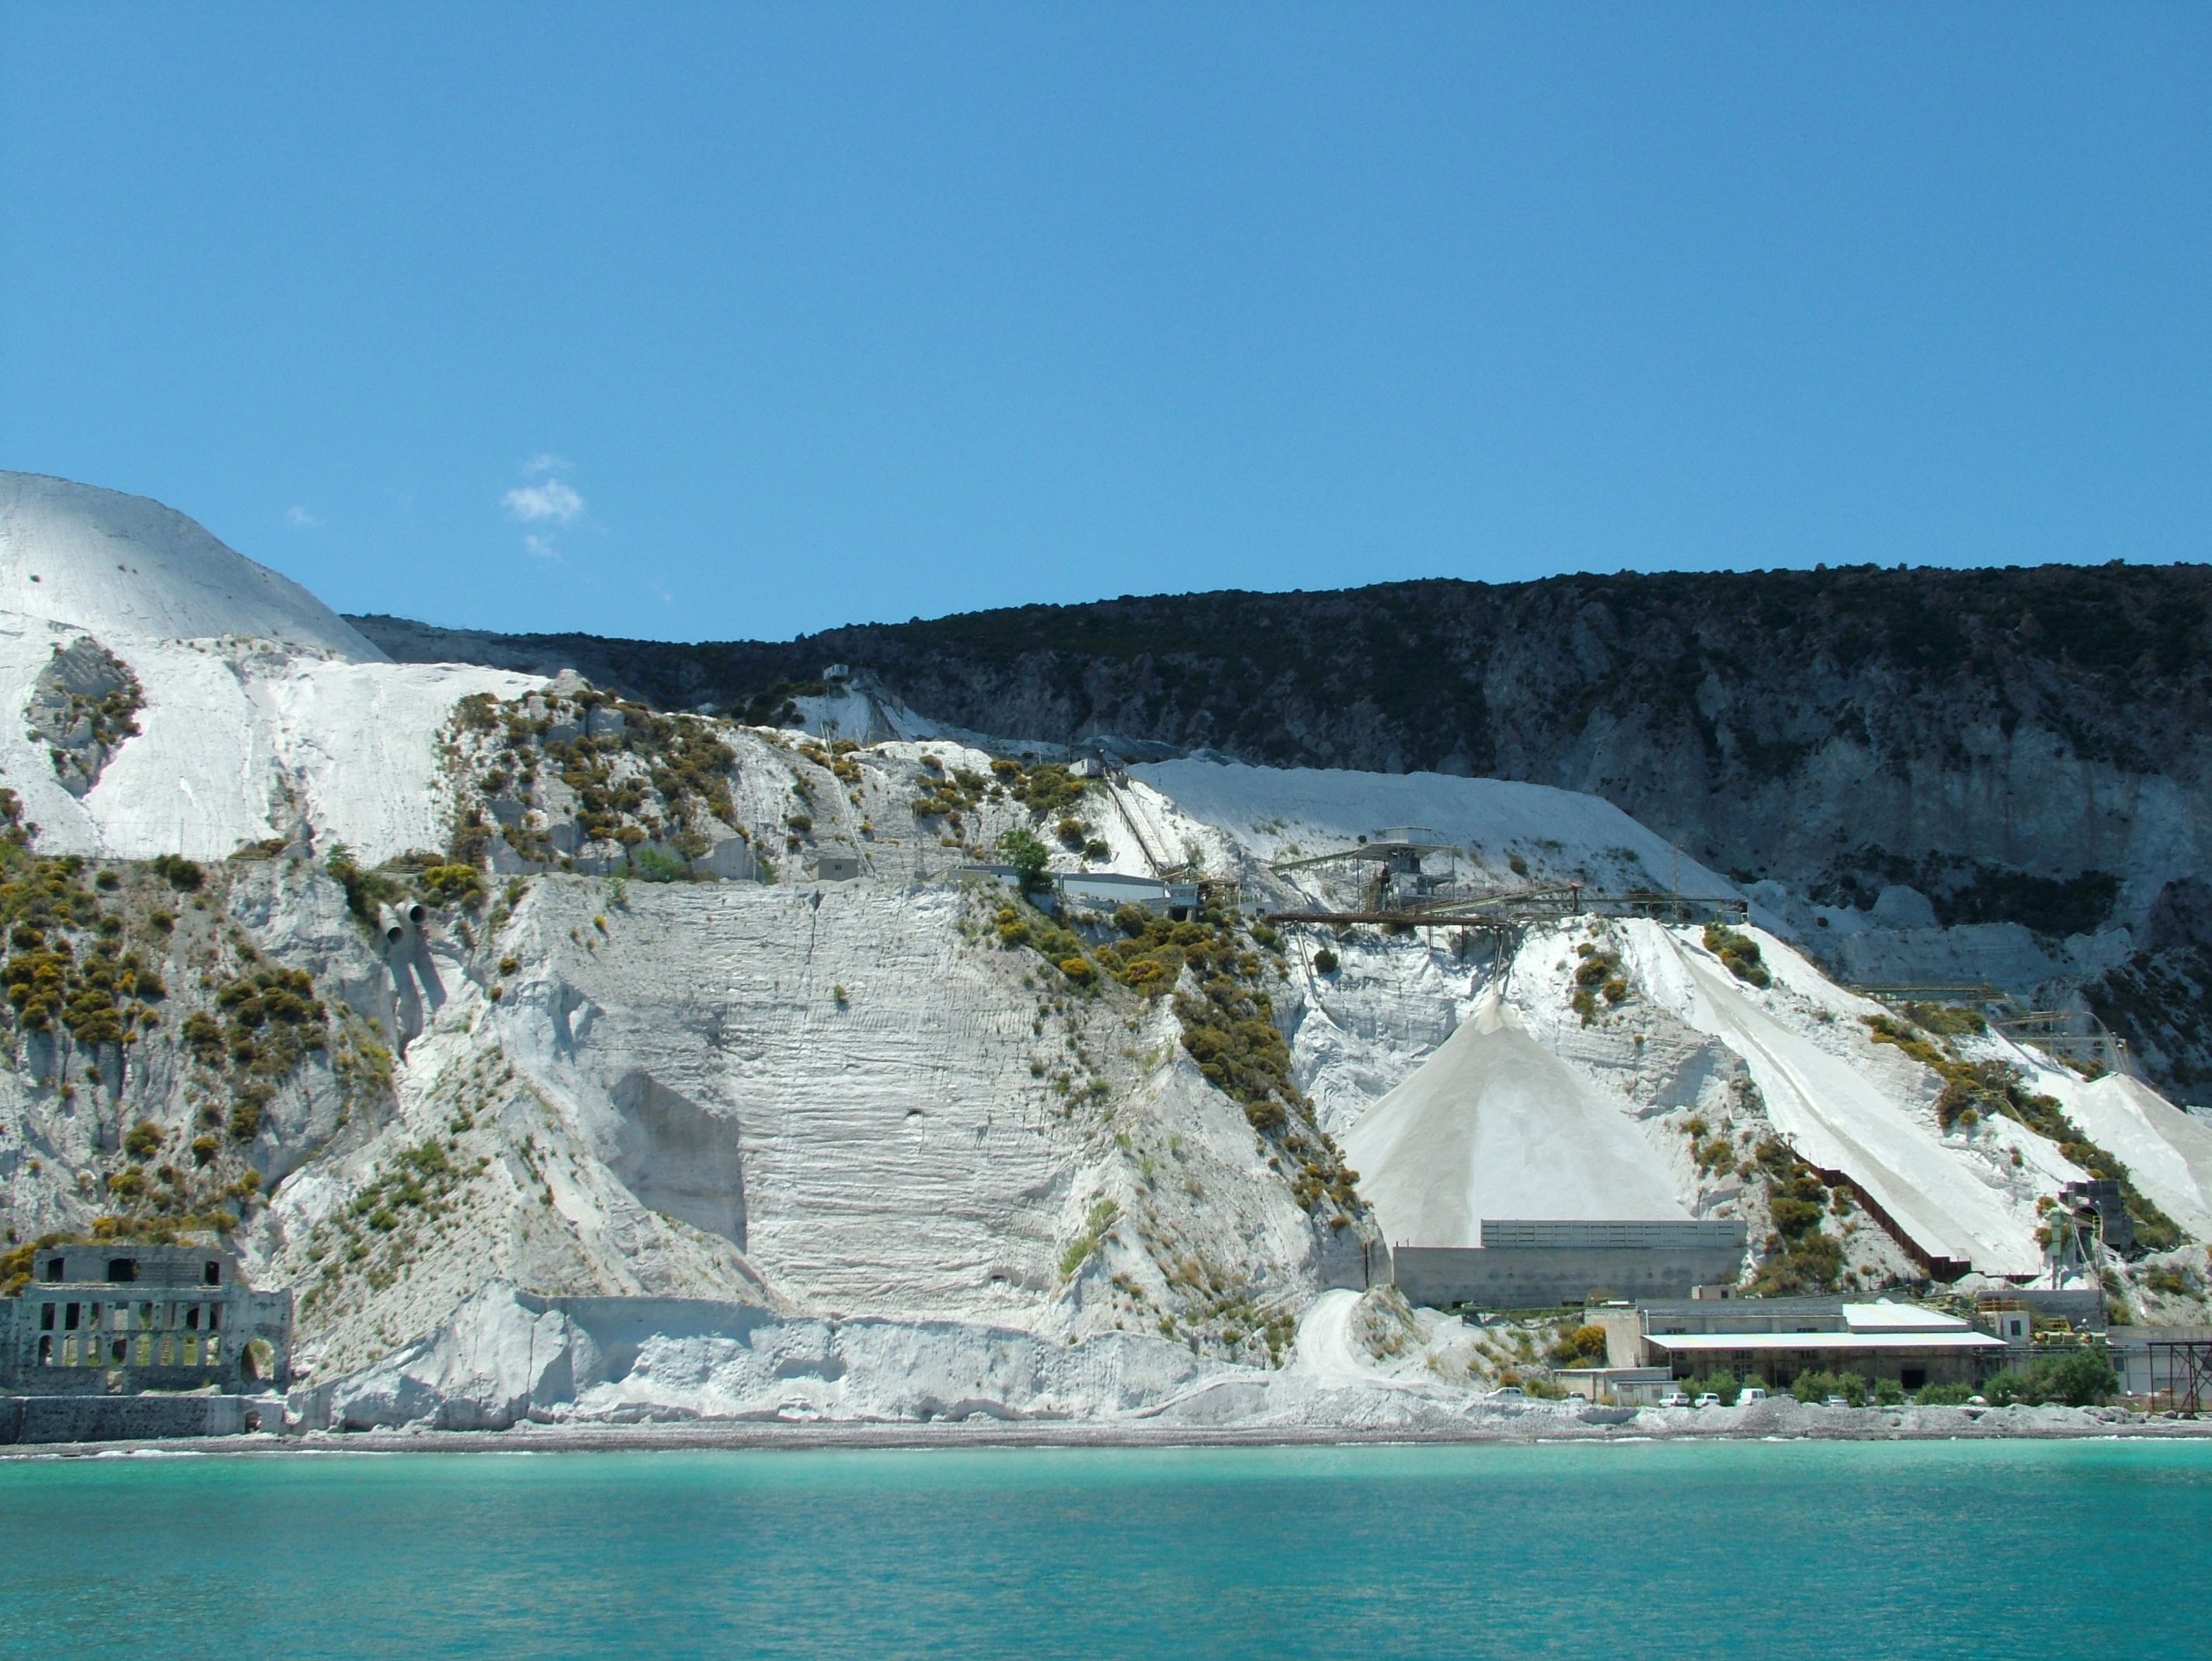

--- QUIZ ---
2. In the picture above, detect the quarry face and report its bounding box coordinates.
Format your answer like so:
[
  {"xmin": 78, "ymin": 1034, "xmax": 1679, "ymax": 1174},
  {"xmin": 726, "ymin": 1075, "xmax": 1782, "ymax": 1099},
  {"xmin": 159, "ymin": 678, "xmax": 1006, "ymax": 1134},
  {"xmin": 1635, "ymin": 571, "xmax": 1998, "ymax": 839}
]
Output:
[{"xmin": 2, "ymin": 468, "xmax": 2208, "ymax": 1431}]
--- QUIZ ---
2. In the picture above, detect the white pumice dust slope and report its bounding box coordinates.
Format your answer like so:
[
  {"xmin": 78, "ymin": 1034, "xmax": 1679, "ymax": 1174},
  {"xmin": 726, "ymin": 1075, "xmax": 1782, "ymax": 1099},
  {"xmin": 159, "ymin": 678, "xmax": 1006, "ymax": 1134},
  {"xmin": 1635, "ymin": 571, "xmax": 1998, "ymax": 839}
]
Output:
[
  {"xmin": 1345, "ymin": 994, "xmax": 1689, "ymax": 1247},
  {"xmin": 0, "ymin": 470, "xmax": 540, "ymax": 862},
  {"xmin": 6, "ymin": 469, "xmax": 2211, "ymax": 1430}
]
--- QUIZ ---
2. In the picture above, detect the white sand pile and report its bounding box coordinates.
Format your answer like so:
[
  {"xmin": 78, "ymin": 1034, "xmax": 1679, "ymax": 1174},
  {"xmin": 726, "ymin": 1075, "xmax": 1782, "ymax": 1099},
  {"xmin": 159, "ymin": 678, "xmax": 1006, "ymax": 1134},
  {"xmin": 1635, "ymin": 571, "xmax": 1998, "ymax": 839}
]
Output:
[{"xmin": 1343, "ymin": 994, "xmax": 1687, "ymax": 1247}]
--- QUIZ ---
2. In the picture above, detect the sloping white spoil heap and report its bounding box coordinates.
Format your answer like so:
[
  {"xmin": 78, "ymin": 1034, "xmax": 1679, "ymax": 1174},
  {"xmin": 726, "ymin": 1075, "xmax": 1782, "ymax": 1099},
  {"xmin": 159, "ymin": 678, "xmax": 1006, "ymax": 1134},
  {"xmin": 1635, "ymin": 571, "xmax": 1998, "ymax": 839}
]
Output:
[
  {"xmin": 1620, "ymin": 921, "xmax": 2046, "ymax": 1276},
  {"xmin": 1344, "ymin": 994, "xmax": 1688, "ymax": 1247},
  {"xmin": 0, "ymin": 468, "xmax": 537, "ymax": 862}
]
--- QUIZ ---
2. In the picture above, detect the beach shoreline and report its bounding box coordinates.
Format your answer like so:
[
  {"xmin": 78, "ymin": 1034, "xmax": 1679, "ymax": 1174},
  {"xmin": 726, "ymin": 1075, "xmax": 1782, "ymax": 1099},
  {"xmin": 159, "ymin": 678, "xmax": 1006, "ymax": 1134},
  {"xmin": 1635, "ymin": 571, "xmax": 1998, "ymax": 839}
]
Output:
[{"xmin": 10, "ymin": 1403, "xmax": 2212, "ymax": 1461}]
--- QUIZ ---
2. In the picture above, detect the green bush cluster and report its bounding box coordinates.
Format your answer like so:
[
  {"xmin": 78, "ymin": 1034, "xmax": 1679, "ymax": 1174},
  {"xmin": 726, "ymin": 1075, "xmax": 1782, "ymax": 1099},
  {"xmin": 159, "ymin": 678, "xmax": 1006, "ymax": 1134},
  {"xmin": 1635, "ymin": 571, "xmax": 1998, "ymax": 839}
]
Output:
[
  {"xmin": 993, "ymin": 903, "xmax": 1089, "ymax": 982},
  {"xmin": 461, "ymin": 689, "xmax": 742, "ymax": 869},
  {"xmin": 1548, "ymin": 1323, "xmax": 1609, "ymax": 1366},
  {"xmin": 996, "ymin": 827, "xmax": 1050, "ymax": 891},
  {"xmin": 1702, "ymin": 923, "xmax": 1772, "ymax": 987},
  {"xmin": 150, "ymin": 854, "xmax": 204, "ymax": 892},
  {"xmin": 1748, "ymin": 1139, "xmax": 1846, "ymax": 1294},
  {"xmin": 0, "ymin": 853, "xmax": 166, "ymax": 1046},
  {"xmin": 418, "ymin": 864, "xmax": 486, "ymax": 911},
  {"xmin": 1091, "ymin": 911, "xmax": 1216, "ymax": 996},
  {"xmin": 631, "ymin": 845, "xmax": 686, "ymax": 883},
  {"xmin": 1569, "ymin": 942, "xmax": 1631, "ymax": 1022},
  {"xmin": 1901, "ymin": 1001, "xmax": 1988, "ymax": 1037},
  {"xmin": 325, "ymin": 843, "xmax": 403, "ymax": 927},
  {"xmin": 1058, "ymin": 1197, "xmax": 1120, "ymax": 1280},
  {"xmin": 1981, "ymin": 1349, "xmax": 2117, "ymax": 1407},
  {"xmin": 907, "ymin": 754, "xmax": 993, "ymax": 827},
  {"xmin": 725, "ymin": 678, "xmax": 826, "ymax": 727},
  {"xmin": 1014, "ymin": 762, "xmax": 1088, "ymax": 817},
  {"xmin": 1682, "ymin": 1116, "xmax": 1737, "ymax": 1177},
  {"xmin": 186, "ymin": 964, "xmax": 329, "ymax": 1150}
]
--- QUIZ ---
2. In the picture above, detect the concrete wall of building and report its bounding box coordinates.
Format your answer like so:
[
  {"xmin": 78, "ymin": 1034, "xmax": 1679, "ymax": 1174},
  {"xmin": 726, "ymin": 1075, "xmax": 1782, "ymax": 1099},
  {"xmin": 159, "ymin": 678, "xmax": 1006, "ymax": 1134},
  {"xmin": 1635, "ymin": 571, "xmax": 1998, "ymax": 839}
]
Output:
[
  {"xmin": 1393, "ymin": 1243, "xmax": 1747, "ymax": 1310},
  {"xmin": 0, "ymin": 1392, "xmax": 284, "ymax": 1444}
]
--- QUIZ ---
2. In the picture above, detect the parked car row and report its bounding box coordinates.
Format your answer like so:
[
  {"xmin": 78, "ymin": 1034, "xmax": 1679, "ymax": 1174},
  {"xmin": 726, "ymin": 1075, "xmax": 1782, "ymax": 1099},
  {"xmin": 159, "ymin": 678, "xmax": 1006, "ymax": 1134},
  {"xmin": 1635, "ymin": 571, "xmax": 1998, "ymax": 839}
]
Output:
[{"xmin": 1652, "ymin": 1387, "xmax": 1988, "ymax": 1409}]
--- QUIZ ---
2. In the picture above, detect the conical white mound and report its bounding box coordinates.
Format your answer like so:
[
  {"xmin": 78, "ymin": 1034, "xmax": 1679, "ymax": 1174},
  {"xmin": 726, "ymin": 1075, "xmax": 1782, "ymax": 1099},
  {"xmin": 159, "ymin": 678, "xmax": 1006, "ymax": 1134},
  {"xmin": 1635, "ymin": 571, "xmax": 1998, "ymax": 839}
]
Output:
[
  {"xmin": 0, "ymin": 469, "xmax": 383, "ymax": 660},
  {"xmin": 1344, "ymin": 994, "xmax": 1686, "ymax": 1248}
]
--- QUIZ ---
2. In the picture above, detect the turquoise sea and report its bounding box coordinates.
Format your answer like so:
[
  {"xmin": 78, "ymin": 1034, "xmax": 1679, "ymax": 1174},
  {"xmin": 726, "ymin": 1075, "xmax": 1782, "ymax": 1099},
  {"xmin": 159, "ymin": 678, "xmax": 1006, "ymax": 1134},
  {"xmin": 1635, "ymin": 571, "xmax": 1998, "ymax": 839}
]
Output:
[{"xmin": 2, "ymin": 1439, "xmax": 2207, "ymax": 1658}]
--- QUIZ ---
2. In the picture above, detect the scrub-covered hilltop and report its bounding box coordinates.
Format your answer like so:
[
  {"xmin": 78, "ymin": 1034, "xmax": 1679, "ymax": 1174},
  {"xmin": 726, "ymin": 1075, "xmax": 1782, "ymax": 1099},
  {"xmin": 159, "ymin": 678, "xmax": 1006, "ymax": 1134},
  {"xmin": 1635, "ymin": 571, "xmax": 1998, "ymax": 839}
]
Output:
[
  {"xmin": 355, "ymin": 562, "xmax": 2212, "ymax": 1100},
  {"xmin": 0, "ymin": 470, "xmax": 2206, "ymax": 1433}
]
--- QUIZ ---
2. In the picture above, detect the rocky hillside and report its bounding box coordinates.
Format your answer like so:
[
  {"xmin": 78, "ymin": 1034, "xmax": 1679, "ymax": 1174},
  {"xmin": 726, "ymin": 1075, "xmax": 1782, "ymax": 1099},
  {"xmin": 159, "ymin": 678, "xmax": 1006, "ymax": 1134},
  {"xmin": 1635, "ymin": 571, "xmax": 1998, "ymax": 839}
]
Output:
[
  {"xmin": 353, "ymin": 565, "xmax": 2212, "ymax": 902},
  {"xmin": 354, "ymin": 562, "xmax": 2212, "ymax": 1091}
]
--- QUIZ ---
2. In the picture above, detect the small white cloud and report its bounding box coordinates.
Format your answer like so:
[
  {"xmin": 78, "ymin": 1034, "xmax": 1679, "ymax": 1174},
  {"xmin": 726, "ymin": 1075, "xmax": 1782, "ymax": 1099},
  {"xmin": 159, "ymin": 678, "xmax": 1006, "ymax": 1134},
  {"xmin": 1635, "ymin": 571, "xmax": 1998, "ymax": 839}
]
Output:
[
  {"xmin": 522, "ymin": 534, "xmax": 562, "ymax": 562},
  {"xmin": 285, "ymin": 506, "xmax": 322, "ymax": 529},
  {"xmin": 521, "ymin": 452, "xmax": 569, "ymax": 476},
  {"xmin": 503, "ymin": 476, "xmax": 583, "ymax": 524}
]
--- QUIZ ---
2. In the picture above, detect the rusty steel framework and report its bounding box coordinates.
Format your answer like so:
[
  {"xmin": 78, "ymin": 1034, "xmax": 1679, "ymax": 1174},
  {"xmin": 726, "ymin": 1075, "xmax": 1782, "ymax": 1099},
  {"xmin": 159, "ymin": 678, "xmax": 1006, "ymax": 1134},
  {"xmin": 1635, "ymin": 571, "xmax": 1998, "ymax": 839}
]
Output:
[{"xmin": 2148, "ymin": 1338, "xmax": 2212, "ymax": 1414}]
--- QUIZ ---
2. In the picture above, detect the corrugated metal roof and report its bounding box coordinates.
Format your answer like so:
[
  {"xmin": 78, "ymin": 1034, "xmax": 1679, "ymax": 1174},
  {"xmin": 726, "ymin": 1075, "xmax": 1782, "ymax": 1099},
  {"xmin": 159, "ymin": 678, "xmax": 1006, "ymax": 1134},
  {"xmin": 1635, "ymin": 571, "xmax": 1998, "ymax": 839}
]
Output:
[{"xmin": 1841, "ymin": 1301, "xmax": 1970, "ymax": 1332}]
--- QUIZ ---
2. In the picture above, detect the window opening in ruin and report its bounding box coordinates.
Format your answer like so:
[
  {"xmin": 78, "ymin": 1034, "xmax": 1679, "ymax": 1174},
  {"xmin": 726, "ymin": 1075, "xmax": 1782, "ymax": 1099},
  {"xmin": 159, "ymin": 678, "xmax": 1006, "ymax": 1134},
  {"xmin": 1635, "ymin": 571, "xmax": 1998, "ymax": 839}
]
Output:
[
  {"xmin": 183, "ymin": 1335, "xmax": 199, "ymax": 1367},
  {"xmin": 39, "ymin": 1304, "xmax": 54, "ymax": 1331},
  {"xmin": 206, "ymin": 1338, "xmax": 221, "ymax": 1367},
  {"xmin": 64, "ymin": 1303, "xmax": 79, "ymax": 1330},
  {"xmin": 110, "ymin": 1339, "xmax": 127, "ymax": 1364},
  {"xmin": 242, "ymin": 1339, "xmax": 273, "ymax": 1382},
  {"xmin": 136, "ymin": 1302, "xmax": 153, "ymax": 1329},
  {"xmin": 40, "ymin": 1258, "xmax": 61, "ymax": 1282},
  {"xmin": 208, "ymin": 1307, "xmax": 221, "ymax": 1332},
  {"xmin": 203, "ymin": 1260, "xmax": 221, "ymax": 1287},
  {"xmin": 186, "ymin": 1306, "xmax": 200, "ymax": 1332},
  {"xmin": 37, "ymin": 1337, "xmax": 51, "ymax": 1364},
  {"xmin": 158, "ymin": 1336, "xmax": 175, "ymax": 1367},
  {"xmin": 106, "ymin": 1258, "xmax": 138, "ymax": 1283},
  {"xmin": 134, "ymin": 1336, "xmax": 151, "ymax": 1367}
]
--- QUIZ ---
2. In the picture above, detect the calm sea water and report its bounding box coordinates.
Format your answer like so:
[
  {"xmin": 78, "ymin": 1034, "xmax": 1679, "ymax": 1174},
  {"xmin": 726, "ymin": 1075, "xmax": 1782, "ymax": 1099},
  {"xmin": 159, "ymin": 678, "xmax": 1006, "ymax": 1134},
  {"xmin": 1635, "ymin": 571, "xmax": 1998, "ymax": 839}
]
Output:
[{"xmin": 2, "ymin": 1438, "xmax": 2206, "ymax": 1658}]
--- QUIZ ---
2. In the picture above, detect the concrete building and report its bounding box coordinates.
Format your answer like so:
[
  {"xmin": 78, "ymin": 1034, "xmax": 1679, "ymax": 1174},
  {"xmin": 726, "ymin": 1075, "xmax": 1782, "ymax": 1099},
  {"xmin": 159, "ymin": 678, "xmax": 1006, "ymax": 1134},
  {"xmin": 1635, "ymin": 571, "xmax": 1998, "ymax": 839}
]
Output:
[
  {"xmin": 809, "ymin": 851, "xmax": 861, "ymax": 882},
  {"xmin": 1597, "ymin": 1296, "xmax": 2007, "ymax": 1391},
  {"xmin": 0, "ymin": 1242, "xmax": 290, "ymax": 1395},
  {"xmin": 1389, "ymin": 1219, "xmax": 1748, "ymax": 1310},
  {"xmin": 1055, "ymin": 871, "xmax": 1200, "ymax": 917},
  {"xmin": 1552, "ymin": 1366, "xmax": 1676, "ymax": 1406}
]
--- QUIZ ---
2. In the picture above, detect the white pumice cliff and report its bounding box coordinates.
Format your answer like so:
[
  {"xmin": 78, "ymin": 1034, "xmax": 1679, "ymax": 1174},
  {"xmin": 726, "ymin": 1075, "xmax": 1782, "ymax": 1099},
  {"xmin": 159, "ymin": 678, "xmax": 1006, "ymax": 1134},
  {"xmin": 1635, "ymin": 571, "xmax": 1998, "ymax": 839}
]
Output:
[{"xmin": 2, "ymin": 469, "xmax": 2207, "ymax": 1431}]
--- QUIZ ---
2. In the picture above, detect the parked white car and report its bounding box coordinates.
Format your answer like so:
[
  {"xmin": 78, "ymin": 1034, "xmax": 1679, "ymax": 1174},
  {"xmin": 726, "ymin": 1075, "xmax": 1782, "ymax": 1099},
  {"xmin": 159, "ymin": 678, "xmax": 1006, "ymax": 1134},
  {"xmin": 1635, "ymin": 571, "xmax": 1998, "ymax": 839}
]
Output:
[
  {"xmin": 1657, "ymin": 1391, "xmax": 1692, "ymax": 1408},
  {"xmin": 1692, "ymin": 1391, "xmax": 1723, "ymax": 1409},
  {"xmin": 1737, "ymin": 1387, "xmax": 1769, "ymax": 1405}
]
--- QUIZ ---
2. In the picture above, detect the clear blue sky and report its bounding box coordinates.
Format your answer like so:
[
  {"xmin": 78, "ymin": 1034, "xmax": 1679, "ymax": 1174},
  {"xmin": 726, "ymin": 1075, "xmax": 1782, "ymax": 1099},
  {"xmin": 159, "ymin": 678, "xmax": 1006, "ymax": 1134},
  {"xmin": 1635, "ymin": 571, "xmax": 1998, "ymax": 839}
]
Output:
[{"xmin": 3, "ymin": 6, "xmax": 2206, "ymax": 642}]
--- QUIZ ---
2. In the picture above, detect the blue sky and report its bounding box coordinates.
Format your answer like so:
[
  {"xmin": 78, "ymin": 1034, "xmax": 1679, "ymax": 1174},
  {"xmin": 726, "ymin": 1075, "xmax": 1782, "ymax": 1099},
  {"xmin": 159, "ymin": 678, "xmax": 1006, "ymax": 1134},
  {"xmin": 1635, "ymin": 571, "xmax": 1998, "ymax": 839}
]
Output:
[{"xmin": 2, "ymin": 6, "xmax": 2206, "ymax": 642}]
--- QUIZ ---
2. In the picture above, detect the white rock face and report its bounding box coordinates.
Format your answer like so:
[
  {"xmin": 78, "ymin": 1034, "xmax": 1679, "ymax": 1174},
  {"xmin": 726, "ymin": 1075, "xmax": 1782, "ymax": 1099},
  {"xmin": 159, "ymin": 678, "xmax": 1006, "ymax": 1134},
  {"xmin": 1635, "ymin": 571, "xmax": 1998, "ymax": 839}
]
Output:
[
  {"xmin": 0, "ymin": 470, "xmax": 383, "ymax": 659},
  {"xmin": 5, "ymin": 471, "xmax": 2210, "ymax": 1431},
  {"xmin": 0, "ymin": 472, "xmax": 541, "ymax": 862}
]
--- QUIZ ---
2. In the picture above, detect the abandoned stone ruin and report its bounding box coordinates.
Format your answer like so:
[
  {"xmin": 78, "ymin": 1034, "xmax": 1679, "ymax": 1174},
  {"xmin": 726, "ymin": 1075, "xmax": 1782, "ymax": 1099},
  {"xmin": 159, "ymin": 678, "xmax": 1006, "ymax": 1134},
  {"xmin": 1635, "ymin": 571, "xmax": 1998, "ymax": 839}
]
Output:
[{"xmin": 0, "ymin": 1242, "xmax": 291, "ymax": 1443}]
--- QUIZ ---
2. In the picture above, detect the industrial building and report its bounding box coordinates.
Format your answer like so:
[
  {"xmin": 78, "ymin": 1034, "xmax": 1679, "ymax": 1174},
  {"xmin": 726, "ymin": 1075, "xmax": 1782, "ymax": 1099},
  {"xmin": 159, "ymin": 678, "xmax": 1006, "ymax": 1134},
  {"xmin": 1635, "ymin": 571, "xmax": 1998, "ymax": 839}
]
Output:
[
  {"xmin": 1055, "ymin": 870, "xmax": 1200, "ymax": 917},
  {"xmin": 0, "ymin": 1241, "xmax": 291, "ymax": 1396},
  {"xmin": 1390, "ymin": 1218, "xmax": 1748, "ymax": 1309},
  {"xmin": 1580, "ymin": 1295, "xmax": 2008, "ymax": 1391}
]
